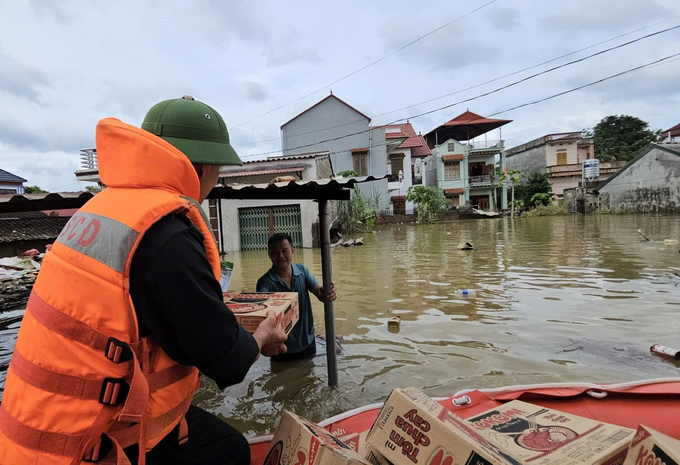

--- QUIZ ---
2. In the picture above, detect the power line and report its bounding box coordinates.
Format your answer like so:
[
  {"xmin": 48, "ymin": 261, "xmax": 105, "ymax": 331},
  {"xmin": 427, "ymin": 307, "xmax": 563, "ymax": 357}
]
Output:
[
  {"xmin": 374, "ymin": 15, "xmax": 680, "ymax": 117},
  {"xmin": 237, "ymin": 20, "xmax": 680, "ymax": 151},
  {"xmin": 385, "ymin": 25, "xmax": 680, "ymax": 123},
  {"xmin": 232, "ymin": 0, "xmax": 497, "ymax": 129},
  {"xmin": 241, "ymin": 47, "xmax": 680, "ymax": 159}
]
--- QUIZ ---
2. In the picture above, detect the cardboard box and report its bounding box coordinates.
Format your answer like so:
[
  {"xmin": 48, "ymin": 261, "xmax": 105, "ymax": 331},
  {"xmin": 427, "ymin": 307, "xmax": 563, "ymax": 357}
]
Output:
[
  {"xmin": 365, "ymin": 387, "xmax": 515, "ymax": 465},
  {"xmin": 264, "ymin": 410, "xmax": 370, "ymax": 465},
  {"xmin": 223, "ymin": 292, "xmax": 298, "ymax": 335},
  {"xmin": 623, "ymin": 425, "xmax": 680, "ymax": 465},
  {"xmin": 467, "ymin": 399, "xmax": 635, "ymax": 465}
]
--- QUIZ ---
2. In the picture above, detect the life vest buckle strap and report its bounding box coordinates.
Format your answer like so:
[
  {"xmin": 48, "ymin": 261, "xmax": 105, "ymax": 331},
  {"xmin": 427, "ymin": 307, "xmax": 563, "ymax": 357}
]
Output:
[
  {"xmin": 99, "ymin": 378, "xmax": 130, "ymax": 406},
  {"xmin": 106, "ymin": 337, "xmax": 133, "ymax": 363},
  {"xmin": 82, "ymin": 434, "xmax": 113, "ymax": 462}
]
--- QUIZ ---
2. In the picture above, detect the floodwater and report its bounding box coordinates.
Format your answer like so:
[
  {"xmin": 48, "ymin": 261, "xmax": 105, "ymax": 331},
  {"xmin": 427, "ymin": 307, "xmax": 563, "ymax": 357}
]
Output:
[{"xmin": 2, "ymin": 215, "xmax": 680, "ymax": 438}]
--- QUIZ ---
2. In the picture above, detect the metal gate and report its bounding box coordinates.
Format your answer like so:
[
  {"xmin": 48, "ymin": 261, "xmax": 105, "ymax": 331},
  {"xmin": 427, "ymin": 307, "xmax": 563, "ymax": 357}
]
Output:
[{"xmin": 239, "ymin": 205, "xmax": 303, "ymax": 250}]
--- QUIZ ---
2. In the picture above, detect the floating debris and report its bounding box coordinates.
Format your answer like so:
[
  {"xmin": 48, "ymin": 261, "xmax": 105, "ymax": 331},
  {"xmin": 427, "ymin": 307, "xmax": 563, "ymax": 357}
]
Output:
[{"xmin": 457, "ymin": 242, "xmax": 474, "ymax": 250}]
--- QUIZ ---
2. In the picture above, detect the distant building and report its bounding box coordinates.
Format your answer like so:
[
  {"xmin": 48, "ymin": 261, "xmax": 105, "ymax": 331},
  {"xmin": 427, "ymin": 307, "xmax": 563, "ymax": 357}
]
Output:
[
  {"xmin": 216, "ymin": 152, "xmax": 333, "ymax": 251},
  {"xmin": 281, "ymin": 93, "xmax": 389, "ymax": 207},
  {"xmin": 597, "ymin": 143, "xmax": 680, "ymax": 213},
  {"xmin": 505, "ymin": 132, "xmax": 624, "ymax": 200},
  {"xmin": 377, "ymin": 123, "xmax": 431, "ymax": 214},
  {"xmin": 660, "ymin": 122, "xmax": 680, "ymax": 143},
  {"xmin": 424, "ymin": 111, "xmax": 510, "ymax": 210},
  {"xmin": 0, "ymin": 169, "xmax": 27, "ymax": 194}
]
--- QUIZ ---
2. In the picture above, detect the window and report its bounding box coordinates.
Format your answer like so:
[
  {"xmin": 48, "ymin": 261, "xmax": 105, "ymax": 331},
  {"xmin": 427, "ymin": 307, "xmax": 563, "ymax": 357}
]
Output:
[
  {"xmin": 444, "ymin": 161, "xmax": 460, "ymax": 179},
  {"xmin": 391, "ymin": 158, "xmax": 403, "ymax": 176},
  {"xmin": 447, "ymin": 142, "xmax": 456, "ymax": 152},
  {"xmin": 353, "ymin": 153, "xmax": 368, "ymax": 176},
  {"xmin": 557, "ymin": 150, "xmax": 567, "ymax": 166}
]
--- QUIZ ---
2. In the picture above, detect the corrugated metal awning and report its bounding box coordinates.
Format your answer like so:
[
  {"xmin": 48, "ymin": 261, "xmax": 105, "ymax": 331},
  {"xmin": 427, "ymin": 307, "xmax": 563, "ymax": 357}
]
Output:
[
  {"xmin": 209, "ymin": 175, "xmax": 389, "ymax": 201},
  {"xmin": 222, "ymin": 166, "xmax": 306, "ymax": 178}
]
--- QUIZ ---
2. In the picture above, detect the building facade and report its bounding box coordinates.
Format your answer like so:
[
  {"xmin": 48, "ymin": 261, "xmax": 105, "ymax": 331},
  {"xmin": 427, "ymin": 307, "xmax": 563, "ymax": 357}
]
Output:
[
  {"xmin": 216, "ymin": 153, "xmax": 333, "ymax": 251},
  {"xmin": 598, "ymin": 144, "xmax": 680, "ymax": 213},
  {"xmin": 281, "ymin": 94, "xmax": 389, "ymax": 209},
  {"xmin": 424, "ymin": 111, "xmax": 510, "ymax": 211},
  {"xmin": 0, "ymin": 169, "xmax": 27, "ymax": 194},
  {"xmin": 506, "ymin": 132, "xmax": 597, "ymax": 199}
]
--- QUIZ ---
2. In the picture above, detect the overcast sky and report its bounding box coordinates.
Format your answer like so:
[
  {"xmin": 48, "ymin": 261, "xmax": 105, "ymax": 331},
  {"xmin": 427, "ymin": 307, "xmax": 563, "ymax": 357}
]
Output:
[{"xmin": 1, "ymin": 0, "xmax": 679, "ymax": 191}]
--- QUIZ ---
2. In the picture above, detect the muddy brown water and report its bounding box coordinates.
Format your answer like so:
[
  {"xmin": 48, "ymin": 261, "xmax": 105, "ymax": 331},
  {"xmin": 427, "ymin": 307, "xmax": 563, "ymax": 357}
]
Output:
[{"xmin": 2, "ymin": 215, "xmax": 679, "ymax": 438}]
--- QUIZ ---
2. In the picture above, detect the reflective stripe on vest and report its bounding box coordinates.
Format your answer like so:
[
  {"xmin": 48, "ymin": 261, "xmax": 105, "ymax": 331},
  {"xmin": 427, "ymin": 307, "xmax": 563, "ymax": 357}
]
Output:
[{"xmin": 55, "ymin": 211, "xmax": 138, "ymax": 273}]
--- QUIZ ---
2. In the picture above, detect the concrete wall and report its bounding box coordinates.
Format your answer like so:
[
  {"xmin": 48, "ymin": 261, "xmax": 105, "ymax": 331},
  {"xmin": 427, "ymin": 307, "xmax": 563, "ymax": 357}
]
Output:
[
  {"xmin": 599, "ymin": 145, "xmax": 680, "ymax": 213},
  {"xmin": 282, "ymin": 96, "xmax": 370, "ymax": 172},
  {"xmin": 506, "ymin": 145, "xmax": 547, "ymax": 175},
  {"xmin": 215, "ymin": 198, "xmax": 319, "ymax": 251}
]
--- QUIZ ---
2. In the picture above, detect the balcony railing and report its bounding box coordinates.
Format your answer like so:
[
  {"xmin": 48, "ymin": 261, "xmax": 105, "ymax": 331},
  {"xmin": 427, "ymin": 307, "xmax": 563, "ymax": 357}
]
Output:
[
  {"xmin": 545, "ymin": 132, "xmax": 581, "ymax": 142},
  {"xmin": 80, "ymin": 149, "xmax": 98, "ymax": 170},
  {"xmin": 468, "ymin": 140, "xmax": 504, "ymax": 151},
  {"xmin": 468, "ymin": 175, "xmax": 492, "ymax": 185}
]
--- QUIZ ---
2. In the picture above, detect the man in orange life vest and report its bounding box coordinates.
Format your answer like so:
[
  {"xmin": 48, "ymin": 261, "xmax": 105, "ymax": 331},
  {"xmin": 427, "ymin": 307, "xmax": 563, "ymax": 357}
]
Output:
[{"xmin": 0, "ymin": 96, "xmax": 287, "ymax": 464}]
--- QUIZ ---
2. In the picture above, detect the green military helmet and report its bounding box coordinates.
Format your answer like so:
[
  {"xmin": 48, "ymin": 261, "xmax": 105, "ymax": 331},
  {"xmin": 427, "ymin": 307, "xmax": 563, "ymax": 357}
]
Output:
[{"xmin": 141, "ymin": 95, "xmax": 242, "ymax": 165}]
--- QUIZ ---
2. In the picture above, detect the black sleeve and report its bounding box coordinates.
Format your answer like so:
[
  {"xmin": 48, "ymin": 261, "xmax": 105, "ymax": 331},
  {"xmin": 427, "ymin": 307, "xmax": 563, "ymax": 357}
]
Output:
[{"xmin": 129, "ymin": 214, "xmax": 259, "ymax": 390}]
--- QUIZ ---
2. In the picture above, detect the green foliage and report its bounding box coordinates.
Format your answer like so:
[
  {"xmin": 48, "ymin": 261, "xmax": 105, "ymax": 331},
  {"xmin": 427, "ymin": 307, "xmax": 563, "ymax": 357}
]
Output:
[
  {"xmin": 530, "ymin": 192, "xmax": 552, "ymax": 207},
  {"xmin": 405, "ymin": 185, "xmax": 448, "ymax": 224},
  {"xmin": 593, "ymin": 115, "xmax": 660, "ymax": 162},
  {"xmin": 337, "ymin": 170, "xmax": 357, "ymax": 178},
  {"xmin": 336, "ymin": 189, "xmax": 380, "ymax": 234},
  {"xmin": 85, "ymin": 185, "xmax": 104, "ymax": 193},
  {"xmin": 24, "ymin": 185, "xmax": 47, "ymax": 193},
  {"xmin": 515, "ymin": 172, "xmax": 553, "ymax": 209},
  {"xmin": 523, "ymin": 204, "xmax": 569, "ymax": 217}
]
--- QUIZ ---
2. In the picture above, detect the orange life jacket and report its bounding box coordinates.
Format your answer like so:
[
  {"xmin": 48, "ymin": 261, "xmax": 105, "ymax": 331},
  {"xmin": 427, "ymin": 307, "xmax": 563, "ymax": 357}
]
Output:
[{"xmin": 0, "ymin": 118, "xmax": 222, "ymax": 465}]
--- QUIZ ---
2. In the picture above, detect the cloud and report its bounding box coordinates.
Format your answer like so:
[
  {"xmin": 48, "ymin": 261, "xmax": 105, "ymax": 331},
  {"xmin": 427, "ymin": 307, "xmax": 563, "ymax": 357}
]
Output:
[
  {"xmin": 241, "ymin": 81, "xmax": 270, "ymax": 102},
  {"xmin": 542, "ymin": 0, "xmax": 671, "ymax": 31},
  {"xmin": 488, "ymin": 7, "xmax": 520, "ymax": 30},
  {"xmin": 266, "ymin": 48, "xmax": 322, "ymax": 68},
  {"xmin": 0, "ymin": 48, "xmax": 51, "ymax": 103}
]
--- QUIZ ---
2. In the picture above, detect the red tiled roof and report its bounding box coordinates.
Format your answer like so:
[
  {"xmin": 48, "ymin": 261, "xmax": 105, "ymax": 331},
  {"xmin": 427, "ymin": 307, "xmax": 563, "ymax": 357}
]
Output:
[
  {"xmin": 382, "ymin": 123, "xmax": 432, "ymax": 157},
  {"xmin": 444, "ymin": 188, "xmax": 465, "ymax": 195},
  {"xmin": 662, "ymin": 122, "xmax": 680, "ymax": 137},
  {"xmin": 351, "ymin": 147, "xmax": 369, "ymax": 153},
  {"xmin": 222, "ymin": 167, "xmax": 306, "ymax": 178},
  {"xmin": 425, "ymin": 110, "xmax": 512, "ymax": 142},
  {"xmin": 411, "ymin": 135, "xmax": 431, "ymax": 157},
  {"xmin": 442, "ymin": 154, "xmax": 465, "ymax": 161},
  {"xmin": 281, "ymin": 94, "xmax": 371, "ymax": 128},
  {"xmin": 386, "ymin": 132, "xmax": 409, "ymax": 139}
]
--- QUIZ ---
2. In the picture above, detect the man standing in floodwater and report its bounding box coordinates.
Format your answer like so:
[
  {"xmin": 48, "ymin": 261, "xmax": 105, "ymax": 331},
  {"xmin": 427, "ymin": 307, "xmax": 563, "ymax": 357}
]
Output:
[{"xmin": 257, "ymin": 233, "xmax": 337, "ymax": 361}]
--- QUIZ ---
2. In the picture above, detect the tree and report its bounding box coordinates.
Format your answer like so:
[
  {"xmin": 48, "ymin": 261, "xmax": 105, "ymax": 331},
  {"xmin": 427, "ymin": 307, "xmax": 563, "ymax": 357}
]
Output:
[
  {"xmin": 85, "ymin": 185, "xmax": 104, "ymax": 193},
  {"xmin": 405, "ymin": 185, "xmax": 448, "ymax": 224},
  {"xmin": 515, "ymin": 172, "xmax": 552, "ymax": 208},
  {"xmin": 24, "ymin": 185, "xmax": 47, "ymax": 193},
  {"xmin": 498, "ymin": 169, "xmax": 525, "ymax": 218},
  {"xmin": 593, "ymin": 115, "xmax": 660, "ymax": 162}
]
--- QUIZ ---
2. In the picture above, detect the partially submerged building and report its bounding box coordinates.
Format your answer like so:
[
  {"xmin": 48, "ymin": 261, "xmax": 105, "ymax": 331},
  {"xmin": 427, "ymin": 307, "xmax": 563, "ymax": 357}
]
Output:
[
  {"xmin": 424, "ymin": 111, "xmax": 510, "ymax": 210},
  {"xmin": 505, "ymin": 132, "xmax": 625, "ymax": 201},
  {"xmin": 597, "ymin": 143, "xmax": 680, "ymax": 213}
]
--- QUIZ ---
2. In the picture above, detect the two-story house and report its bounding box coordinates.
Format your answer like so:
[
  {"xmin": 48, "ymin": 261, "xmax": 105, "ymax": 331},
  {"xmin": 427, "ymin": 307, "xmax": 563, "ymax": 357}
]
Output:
[
  {"xmin": 505, "ymin": 132, "xmax": 625, "ymax": 200},
  {"xmin": 0, "ymin": 169, "xmax": 27, "ymax": 194},
  {"xmin": 424, "ymin": 111, "xmax": 510, "ymax": 211},
  {"xmin": 281, "ymin": 93, "xmax": 389, "ymax": 209},
  {"xmin": 379, "ymin": 123, "xmax": 432, "ymax": 214}
]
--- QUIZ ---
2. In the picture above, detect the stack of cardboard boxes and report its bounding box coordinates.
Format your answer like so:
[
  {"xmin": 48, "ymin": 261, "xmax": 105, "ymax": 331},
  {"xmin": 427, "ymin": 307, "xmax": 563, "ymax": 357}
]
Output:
[{"xmin": 264, "ymin": 387, "xmax": 679, "ymax": 465}]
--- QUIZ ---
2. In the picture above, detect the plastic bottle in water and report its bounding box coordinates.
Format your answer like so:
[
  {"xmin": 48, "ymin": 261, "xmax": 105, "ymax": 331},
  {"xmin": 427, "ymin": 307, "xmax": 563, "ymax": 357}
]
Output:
[{"xmin": 456, "ymin": 289, "xmax": 476, "ymax": 298}]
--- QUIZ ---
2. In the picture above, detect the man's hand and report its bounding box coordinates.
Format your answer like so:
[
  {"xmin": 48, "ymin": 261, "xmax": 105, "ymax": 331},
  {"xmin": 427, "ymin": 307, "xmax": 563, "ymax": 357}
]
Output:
[
  {"xmin": 252, "ymin": 310, "xmax": 288, "ymax": 358},
  {"xmin": 314, "ymin": 282, "xmax": 337, "ymax": 302}
]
